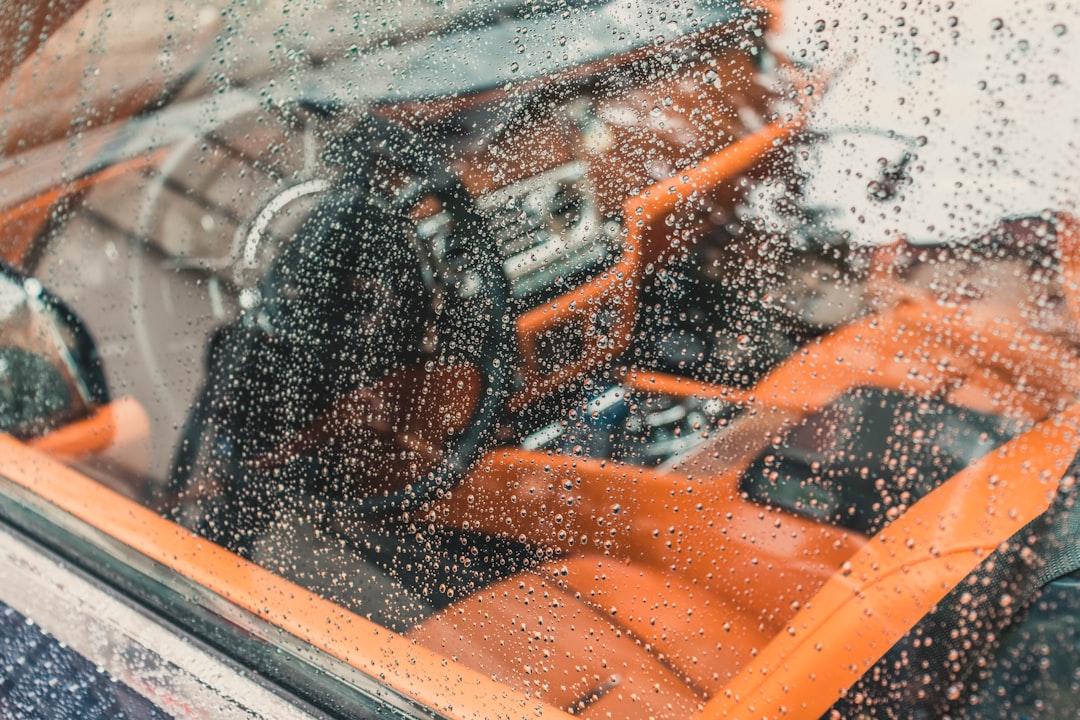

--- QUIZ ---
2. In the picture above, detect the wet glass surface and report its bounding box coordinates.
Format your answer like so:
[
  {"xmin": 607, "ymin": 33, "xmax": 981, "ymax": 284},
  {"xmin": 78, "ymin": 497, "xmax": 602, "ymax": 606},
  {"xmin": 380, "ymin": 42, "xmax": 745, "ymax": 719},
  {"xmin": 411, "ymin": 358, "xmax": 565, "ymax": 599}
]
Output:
[{"xmin": 1, "ymin": 1, "xmax": 1079, "ymax": 718}]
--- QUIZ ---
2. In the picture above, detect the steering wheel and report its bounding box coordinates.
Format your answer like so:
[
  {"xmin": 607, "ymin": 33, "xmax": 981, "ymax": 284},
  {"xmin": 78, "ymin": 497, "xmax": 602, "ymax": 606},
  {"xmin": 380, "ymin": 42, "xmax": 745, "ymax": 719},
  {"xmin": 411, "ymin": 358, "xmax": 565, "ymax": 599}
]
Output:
[{"xmin": 167, "ymin": 114, "xmax": 512, "ymax": 551}]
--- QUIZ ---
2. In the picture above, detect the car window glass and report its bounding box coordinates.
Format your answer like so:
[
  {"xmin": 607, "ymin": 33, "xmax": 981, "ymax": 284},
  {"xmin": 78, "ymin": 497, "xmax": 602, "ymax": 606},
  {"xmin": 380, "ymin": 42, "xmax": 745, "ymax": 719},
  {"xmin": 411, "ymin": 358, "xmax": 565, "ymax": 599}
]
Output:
[{"xmin": 2, "ymin": 1, "xmax": 1079, "ymax": 718}]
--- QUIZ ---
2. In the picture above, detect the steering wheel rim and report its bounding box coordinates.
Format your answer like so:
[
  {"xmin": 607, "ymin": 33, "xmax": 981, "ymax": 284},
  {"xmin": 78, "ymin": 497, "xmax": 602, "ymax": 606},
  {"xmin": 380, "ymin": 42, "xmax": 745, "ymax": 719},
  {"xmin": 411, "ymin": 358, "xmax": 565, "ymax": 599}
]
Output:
[
  {"xmin": 167, "ymin": 113, "xmax": 512, "ymax": 547},
  {"xmin": 328, "ymin": 115, "xmax": 513, "ymax": 515}
]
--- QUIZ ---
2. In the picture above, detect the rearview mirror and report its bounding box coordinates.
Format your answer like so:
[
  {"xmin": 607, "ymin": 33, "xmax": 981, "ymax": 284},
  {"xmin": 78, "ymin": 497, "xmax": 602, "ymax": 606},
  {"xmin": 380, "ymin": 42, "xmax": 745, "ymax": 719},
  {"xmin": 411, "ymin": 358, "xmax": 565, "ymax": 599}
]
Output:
[{"xmin": 0, "ymin": 260, "xmax": 108, "ymax": 439}]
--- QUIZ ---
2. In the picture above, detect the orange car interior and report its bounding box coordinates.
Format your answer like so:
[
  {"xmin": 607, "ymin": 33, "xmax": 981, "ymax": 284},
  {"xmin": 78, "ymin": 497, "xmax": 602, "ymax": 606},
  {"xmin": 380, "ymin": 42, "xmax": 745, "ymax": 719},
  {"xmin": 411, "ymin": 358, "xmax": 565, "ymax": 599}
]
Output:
[
  {"xmin": 4, "ymin": 2, "xmax": 1080, "ymax": 718},
  {"xmin": 12, "ymin": 177, "xmax": 1080, "ymax": 718},
  {"xmin": 5, "ymin": 392, "xmax": 1077, "ymax": 718}
]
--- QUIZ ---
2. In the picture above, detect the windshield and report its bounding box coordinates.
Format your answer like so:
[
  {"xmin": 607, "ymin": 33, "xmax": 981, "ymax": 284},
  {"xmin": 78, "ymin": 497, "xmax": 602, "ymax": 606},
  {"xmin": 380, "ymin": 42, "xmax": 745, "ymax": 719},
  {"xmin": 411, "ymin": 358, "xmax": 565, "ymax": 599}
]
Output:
[{"xmin": 2, "ymin": 1, "xmax": 1080, "ymax": 719}]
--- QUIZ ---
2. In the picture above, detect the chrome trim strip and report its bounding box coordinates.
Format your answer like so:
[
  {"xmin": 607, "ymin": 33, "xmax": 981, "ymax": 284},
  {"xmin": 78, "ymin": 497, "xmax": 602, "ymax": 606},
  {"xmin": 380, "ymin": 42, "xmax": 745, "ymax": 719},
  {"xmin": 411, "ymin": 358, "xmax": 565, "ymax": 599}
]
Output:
[
  {"xmin": 0, "ymin": 523, "xmax": 319, "ymax": 720},
  {"xmin": 0, "ymin": 472, "xmax": 439, "ymax": 720}
]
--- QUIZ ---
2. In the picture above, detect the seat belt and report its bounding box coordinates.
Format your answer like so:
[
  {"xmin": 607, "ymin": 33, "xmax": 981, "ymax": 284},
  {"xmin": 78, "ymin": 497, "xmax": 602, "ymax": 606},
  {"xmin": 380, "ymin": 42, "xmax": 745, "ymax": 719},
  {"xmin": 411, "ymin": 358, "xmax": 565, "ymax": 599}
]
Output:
[
  {"xmin": 1031, "ymin": 476, "xmax": 1080, "ymax": 586},
  {"xmin": 827, "ymin": 454, "xmax": 1080, "ymax": 719}
]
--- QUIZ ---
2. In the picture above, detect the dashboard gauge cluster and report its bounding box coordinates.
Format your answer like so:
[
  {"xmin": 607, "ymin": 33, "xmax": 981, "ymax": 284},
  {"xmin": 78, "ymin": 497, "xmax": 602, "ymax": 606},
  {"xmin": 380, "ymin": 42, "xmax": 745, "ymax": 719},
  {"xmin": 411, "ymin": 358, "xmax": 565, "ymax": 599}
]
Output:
[{"xmin": 478, "ymin": 161, "xmax": 619, "ymax": 303}]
